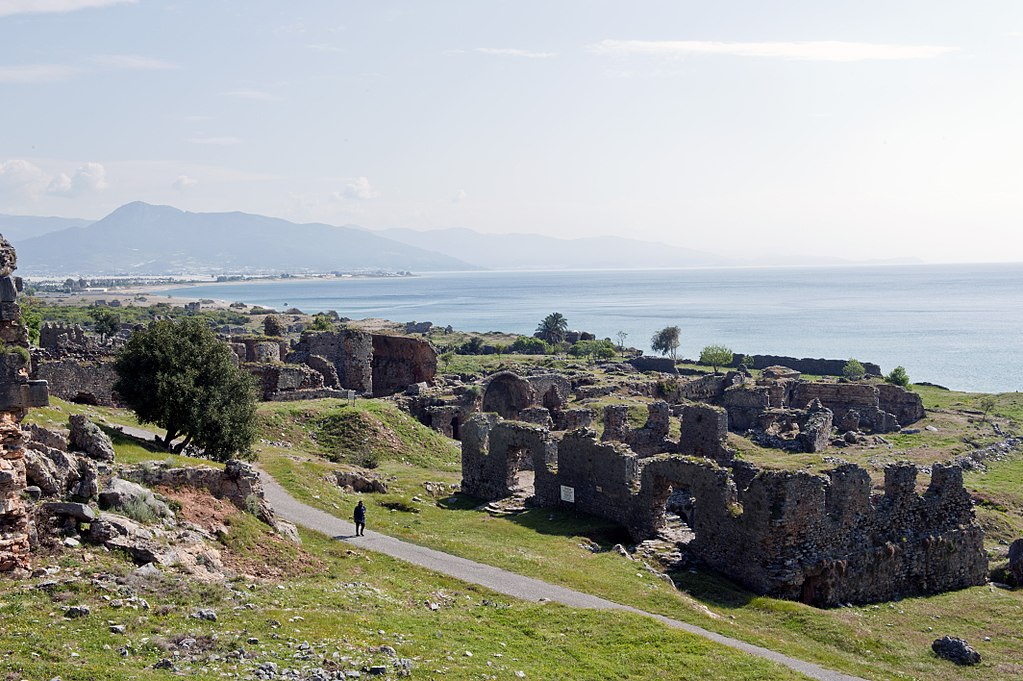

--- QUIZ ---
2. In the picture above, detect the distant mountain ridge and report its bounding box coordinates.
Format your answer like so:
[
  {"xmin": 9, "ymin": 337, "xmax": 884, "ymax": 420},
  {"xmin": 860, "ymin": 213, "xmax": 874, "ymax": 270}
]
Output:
[
  {"xmin": 0, "ymin": 214, "xmax": 92, "ymax": 244},
  {"xmin": 14, "ymin": 202, "xmax": 476, "ymax": 276}
]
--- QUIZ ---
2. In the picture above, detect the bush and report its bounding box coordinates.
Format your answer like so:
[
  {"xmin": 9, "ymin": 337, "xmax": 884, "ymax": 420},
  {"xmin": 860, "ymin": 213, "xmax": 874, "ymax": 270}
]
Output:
[
  {"xmin": 119, "ymin": 496, "xmax": 159, "ymax": 524},
  {"xmin": 509, "ymin": 336, "xmax": 550, "ymax": 355},
  {"xmin": 842, "ymin": 359, "xmax": 866, "ymax": 381},
  {"xmin": 459, "ymin": 336, "xmax": 485, "ymax": 355},
  {"xmin": 885, "ymin": 366, "xmax": 910, "ymax": 387},
  {"xmin": 568, "ymin": 339, "xmax": 616, "ymax": 360}
]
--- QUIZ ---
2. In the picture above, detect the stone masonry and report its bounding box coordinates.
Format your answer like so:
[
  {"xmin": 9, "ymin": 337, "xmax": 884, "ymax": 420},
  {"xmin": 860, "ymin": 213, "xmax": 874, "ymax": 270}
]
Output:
[
  {"xmin": 462, "ymin": 405, "xmax": 987, "ymax": 606},
  {"xmin": 0, "ymin": 236, "xmax": 49, "ymax": 576}
]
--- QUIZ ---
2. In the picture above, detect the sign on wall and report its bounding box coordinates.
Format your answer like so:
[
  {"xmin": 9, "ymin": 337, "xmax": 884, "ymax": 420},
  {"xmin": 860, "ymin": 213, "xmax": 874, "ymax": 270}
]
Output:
[{"xmin": 560, "ymin": 485, "xmax": 575, "ymax": 503}]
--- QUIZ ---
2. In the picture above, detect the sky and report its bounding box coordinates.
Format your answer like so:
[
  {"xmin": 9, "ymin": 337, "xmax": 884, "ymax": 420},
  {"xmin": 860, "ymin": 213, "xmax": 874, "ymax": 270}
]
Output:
[{"xmin": 1, "ymin": 0, "xmax": 1022, "ymax": 263}]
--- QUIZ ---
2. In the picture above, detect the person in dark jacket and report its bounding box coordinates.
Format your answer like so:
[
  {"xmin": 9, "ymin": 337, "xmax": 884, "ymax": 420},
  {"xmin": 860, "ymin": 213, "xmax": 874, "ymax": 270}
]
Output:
[{"xmin": 353, "ymin": 500, "xmax": 366, "ymax": 536}]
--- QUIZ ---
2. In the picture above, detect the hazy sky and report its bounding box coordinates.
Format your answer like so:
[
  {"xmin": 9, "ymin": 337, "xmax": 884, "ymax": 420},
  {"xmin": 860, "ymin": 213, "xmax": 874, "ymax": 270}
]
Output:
[{"xmin": 1, "ymin": 1, "xmax": 1022, "ymax": 262}]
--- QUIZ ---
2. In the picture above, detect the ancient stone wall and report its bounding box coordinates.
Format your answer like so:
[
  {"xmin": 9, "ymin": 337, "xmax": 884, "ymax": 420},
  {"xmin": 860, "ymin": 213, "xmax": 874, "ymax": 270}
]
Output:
[
  {"xmin": 790, "ymin": 382, "xmax": 902, "ymax": 433},
  {"xmin": 244, "ymin": 362, "xmax": 326, "ymax": 400},
  {"xmin": 461, "ymin": 413, "xmax": 987, "ymax": 606},
  {"xmin": 294, "ymin": 329, "xmax": 373, "ymax": 394},
  {"xmin": 33, "ymin": 357, "xmax": 118, "ymax": 406},
  {"xmin": 370, "ymin": 334, "xmax": 437, "ymax": 397},
  {"xmin": 39, "ymin": 323, "xmax": 94, "ymax": 353},
  {"xmin": 628, "ymin": 357, "xmax": 678, "ymax": 374},
  {"xmin": 678, "ymin": 403, "xmax": 733, "ymax": 462},
  {"xmin": 600, "ymin": 402, "xmax": 674, "ymax": 456},
  {"xmin": 733, "ymin": 355, "xmax": 882, "ymax": 377},
  {"xmin": 0, "ymin": 237, "xmax": 48, "ymax": 576},
  {"xmin": 481, "ymin": 371, "xmax": 536, "ymax": 419}
]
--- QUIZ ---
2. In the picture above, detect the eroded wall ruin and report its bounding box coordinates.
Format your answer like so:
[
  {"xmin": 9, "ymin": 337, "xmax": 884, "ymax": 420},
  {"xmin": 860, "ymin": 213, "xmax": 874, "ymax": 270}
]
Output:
[{"xmin": 461, "ymin": 408, "xmax": 987, "ymax": 606}]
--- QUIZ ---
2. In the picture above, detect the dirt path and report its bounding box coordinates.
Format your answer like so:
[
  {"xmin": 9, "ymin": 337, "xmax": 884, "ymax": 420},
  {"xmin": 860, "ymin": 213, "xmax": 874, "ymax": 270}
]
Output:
[{"xmin": 259, "ymin": 471, "xmax": 866, "ymax": 681}]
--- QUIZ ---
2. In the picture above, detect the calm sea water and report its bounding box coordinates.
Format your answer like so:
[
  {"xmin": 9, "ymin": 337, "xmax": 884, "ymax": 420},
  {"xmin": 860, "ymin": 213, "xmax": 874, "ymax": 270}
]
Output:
[{"xmin": 166, "ymin": 264, "xmax": 1023, "ymax": 393}]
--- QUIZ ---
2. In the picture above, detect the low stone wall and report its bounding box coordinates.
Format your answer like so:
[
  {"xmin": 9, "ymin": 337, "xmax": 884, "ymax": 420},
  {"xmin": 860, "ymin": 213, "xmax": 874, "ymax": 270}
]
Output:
[
  {"xmin": 371, "ymin": 334, "xmax": 437, "ymax": 397},
  {"xmin": 34, "ymin": 357, "xmax": 119, "ymax": 406},
  {"xmin": 122, "ymin": 460, "xmax": 273, "ymax": 525},
  {"xmin": 734, "ymin": 354, "xmax": 882, "ymax": 377}
]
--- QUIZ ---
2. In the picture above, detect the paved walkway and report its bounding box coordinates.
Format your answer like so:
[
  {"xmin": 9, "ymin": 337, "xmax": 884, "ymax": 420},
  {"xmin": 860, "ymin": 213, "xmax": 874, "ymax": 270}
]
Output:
[{"xmin": 259, "ymin": 472, "xmax": 866, "ymax": 681}]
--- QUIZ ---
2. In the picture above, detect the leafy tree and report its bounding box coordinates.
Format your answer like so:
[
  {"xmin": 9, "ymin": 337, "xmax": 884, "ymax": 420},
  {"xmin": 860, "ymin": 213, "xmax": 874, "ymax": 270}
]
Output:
[
  {"xmin": 263, "ymin": 314, "xmax": 286, "ymax": 337},
  {"xmin": 19, "ymin": 298, "xmax": 41, "ymax": 346},
  {"xmin": 699, "ymin": 344, "xmax": 734, "ymax": 374},
  {"xmin": 979, "ymin": 395, "xmax": 997, "ymax": 423},
  {"xmin": 89, "ymin": 307, "xmax": 121, "ymax": 343},
  {"xmin": 459, "ymin": 336, "xmax": 485, "ymax": 355},
  {"xmin": 885, "ymin": 365, "xmax": 910, "ymax": 388},
  {"xmin": 650, "ymin": 325, "xmax": 681, "ymax": 361},
  {"xmin": 510, "ymin": 336, "xmax": 550, "ymax": 355},
  {"xmin": 308, "ymin": 313, "xmax": 335, "ymax": 331},
  {"xmin": 615, "ymin": 330, "xmax": 629, "ymax": 357},
  {"xmin": 113, "ymin": 318, "xmax": 257, "ymax": 461},
  {"xmin": 535, "ymin": 312, "xmax": 568, "ymax": 345},
  {"xmin": 842, "ymin": 358, "xmax": 866, "ymax": 381},
  {"xmin": 568, "ymin": 339, "xmax": 616, "ymax": 361}
]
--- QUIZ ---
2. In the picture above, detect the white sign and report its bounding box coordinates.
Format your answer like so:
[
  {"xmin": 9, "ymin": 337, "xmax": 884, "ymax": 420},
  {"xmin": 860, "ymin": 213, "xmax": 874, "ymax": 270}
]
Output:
[{"xmin": 560, "ymin": 485, "xmax": 575, "ymax": 503}]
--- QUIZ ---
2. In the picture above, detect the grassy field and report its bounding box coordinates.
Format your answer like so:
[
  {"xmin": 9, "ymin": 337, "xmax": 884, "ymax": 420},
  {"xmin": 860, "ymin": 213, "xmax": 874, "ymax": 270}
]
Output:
[
  {"xmin": 1, "ymin": 504, "xmax": 807, "ymax": 680},
  {"xmin": 26, "ymin": 383, "xmax": 1023, "ymax": 680}
]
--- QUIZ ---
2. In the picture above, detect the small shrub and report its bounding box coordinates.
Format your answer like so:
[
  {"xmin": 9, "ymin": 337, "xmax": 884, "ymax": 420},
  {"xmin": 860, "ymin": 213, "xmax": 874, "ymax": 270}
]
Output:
[
  {"xmin": 119, "ymin": 497, "xmax": 158, "ymax": 524},
  {"xmin": 842, "ymin": 358, "xmax": 865, "ymax": 381},
  {"xmin": 885, "ymin": 365, "xmax": 910, "ymax": 387},
  {"xmin": 243, "ymin": 493, "xmax": 263, "ymax": 517},
  {"xmin": 509, "ymin": 336, "xmax": 549, "ymax": 355}
]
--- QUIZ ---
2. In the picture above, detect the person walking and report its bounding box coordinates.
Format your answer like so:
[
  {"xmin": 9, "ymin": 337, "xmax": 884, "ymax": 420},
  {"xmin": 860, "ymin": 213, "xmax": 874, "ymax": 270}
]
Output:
[{"xmin": 353, "ymin": 500, "xmax": 366, "ymax": 536}]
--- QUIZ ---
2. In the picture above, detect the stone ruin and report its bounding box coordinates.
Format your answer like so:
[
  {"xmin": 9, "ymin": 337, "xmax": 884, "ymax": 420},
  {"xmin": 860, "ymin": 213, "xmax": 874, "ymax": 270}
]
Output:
[
  {"xmin": 290, "ymin": 329, "xmax": 437, "ymax": 398},
  {"xmin": 32, "ymin": 322, "xmax": 119, "ymax": 406},
  {"xmin": 0, "ymin": 236, "xmax": 50, "ymax": 576},
  {"xmin": 461, "ymin": 402, "xmax": 988, "ymax": 606},
  {"xmin": 33, "ymin": 321, "xmax": 439, "ymax": 405}
]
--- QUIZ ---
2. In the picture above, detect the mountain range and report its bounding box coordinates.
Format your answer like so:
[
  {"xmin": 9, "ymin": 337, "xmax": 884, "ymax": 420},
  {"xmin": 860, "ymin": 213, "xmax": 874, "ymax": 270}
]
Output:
[{"xmin": 2, "ymin": 202, "xmax": 737, "ymax": 276}]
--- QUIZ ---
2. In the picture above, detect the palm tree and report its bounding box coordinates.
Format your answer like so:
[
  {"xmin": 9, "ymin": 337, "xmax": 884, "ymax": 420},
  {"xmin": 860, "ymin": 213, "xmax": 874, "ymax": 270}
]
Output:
[{"xmin": 535, "ymin": 312, "xmax": 568, "ymax": 344}]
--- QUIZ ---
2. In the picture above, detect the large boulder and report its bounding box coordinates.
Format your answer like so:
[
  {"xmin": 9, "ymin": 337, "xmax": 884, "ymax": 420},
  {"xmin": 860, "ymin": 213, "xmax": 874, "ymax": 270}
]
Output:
[
  {"xmin": 1008, "ymin": 538, "xmax": 1023, "ymax": 585},
  {"xmin": 335, "ymin": 469, "xmax": 388, "ymax": 494},
  {"xmin": 68, "ymin": 414, "xmax": 115, "ymax": 462},
  {"xmin": 98, "ymin": 478, "xmax": 173, "ymax": 519},
  {"xmin": 931, "ymin": 636, "xmax": 981, "ymax": 666}
]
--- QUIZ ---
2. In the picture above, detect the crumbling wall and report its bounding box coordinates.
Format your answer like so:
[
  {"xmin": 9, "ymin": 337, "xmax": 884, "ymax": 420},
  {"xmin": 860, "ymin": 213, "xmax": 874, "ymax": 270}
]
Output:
[
  {"xmin": 791, "ymin": 382, "xmax": 901, "ymax": 433},
  {"xmin": 0, "ymin": 237, "xmax": 49, "ymax": 576},
  {"xmin": 371, "ymin": 334, "xmax": 437, "ymax": 397},
  {"xmin": 481, "ymin": 372, "xmax": 536, "ymax": 420},
  {"xmin": 33, "ymin": 357, "xmax": 118, "ymax": 406},
  {"xmin": 600, "ymin": 402, "xmax": 673, "ymax": 456},
  {"xmin": 461, "ymin": 410, "xmax": 987, "ymax": 606},
  {"xmin": 460, "ymin": 414, "xmax": 556, "ymax": 501},
  {"xmin": 244, "ymin": 362, "xmax": 328, "ymax": 400},
  {"xmin": 678, "ymin": 403, "xmax": 732, "ymax": 462},
  {"xmin": 294, "ymin": 329, "xmax": 373, "ymax": 394},
  {"xmin": 733, "ymin": 355, "xmax": 882, "ymax": 377},
  {"xmin": 39, "ymin": 323, "xmax": 94, "ymax": 353}
]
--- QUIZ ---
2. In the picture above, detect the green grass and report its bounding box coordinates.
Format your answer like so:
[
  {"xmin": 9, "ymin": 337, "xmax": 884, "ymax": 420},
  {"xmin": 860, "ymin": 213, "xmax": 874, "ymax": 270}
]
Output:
[
  {"xmin": 0, "ymin": 525, "xmax": 808, "ymax": 680},
  {"xmin": 256, "ymin": 395, "xmax": 1023, "ymax": 681}
]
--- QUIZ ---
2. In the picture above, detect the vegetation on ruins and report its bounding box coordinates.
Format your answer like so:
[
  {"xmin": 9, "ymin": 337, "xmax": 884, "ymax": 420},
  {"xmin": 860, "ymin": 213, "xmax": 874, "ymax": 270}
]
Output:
[
  {"xmin": 535, "ymin": 312, "xmax": 568, "ymax": 345},
  {"xmin": 113, "ymin": 317, "xmax": 257, "ymax": 461},
  {"xmin": 262, "ymin": 313, "xmax": 286, "ymax": 337},
  {"xmin": 568, "ymin": 338, "xmax": 616, "ymax": 361},
  {"xmin": 88, "ymin": 306, "xmax": 121, "ymax": 342},
  {"xmin": 650, "ymin": 325, "xmax": 681, "ymax": 361},
  {"xmin": 842, "ymin": 358, "xmax": 866, "ymax": 380},
  {"xmin": 307, "ymin": 312, "xmax": 336, "ymax": 331},
  {"xmin": 698, "ymin": 344, "xmax": 733, "ymax": 374},
  {"xmin": 510, "ymin": 335, "xmax": 550, "ymax": 354},
  {"xmin": 885, "ymin": 365, "xmax": 911, "ymax": 388}
]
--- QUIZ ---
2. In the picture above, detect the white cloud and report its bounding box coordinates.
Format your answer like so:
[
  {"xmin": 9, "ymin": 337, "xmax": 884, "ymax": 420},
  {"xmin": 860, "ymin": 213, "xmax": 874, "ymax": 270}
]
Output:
[
  {"xmin": 221, "ymin": 89, "xmax": 277, "ymax": 101},
  {"xmin": 0, "ymin": 159, "xmax": 47, "ymax": 197},
  {"xmin": 173, "ymin": 175, "xmax": 197, "ymax": 191},
  {"xmin": 307, "ymin": 43, "xmax": 345, "ymax": 53},
  {"xmin": 452, "ymin": 189, "xmax": 467, "ymax": 203},
  {"xmin": 333, "ymin": 176, "xmax": 379, "ymax": 201},
  {"xmin": 0, "ymin": 63, "xmax": 81, "ymax": 83},
  {"xmin": 0, "ymin": 0, "xmax": 135, "ymax": 18},
  {"xmin": 46, "ymin": 162, "xmax": 108, "ymax": 197},
  {"xmin": 589, "ymin": 40, "xmax": 959, "ymax": 62},
  {"xmin": 475, "ymin": 48, "xmax": 557, "ymax": 58},
  {"xmin": 91, "ymin": 54, "xmax": 177, "ymax": 70},
  {"xmin": 184, "ymin": 136, "xmax": 243, "ymax": 146}
]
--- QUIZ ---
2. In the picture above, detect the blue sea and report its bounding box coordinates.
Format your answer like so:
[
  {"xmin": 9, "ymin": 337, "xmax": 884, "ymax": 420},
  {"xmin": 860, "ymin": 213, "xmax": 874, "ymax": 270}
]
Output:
[{"xmin": 165, "ymin": 264, "xmax": 1023, "ymax": 394}]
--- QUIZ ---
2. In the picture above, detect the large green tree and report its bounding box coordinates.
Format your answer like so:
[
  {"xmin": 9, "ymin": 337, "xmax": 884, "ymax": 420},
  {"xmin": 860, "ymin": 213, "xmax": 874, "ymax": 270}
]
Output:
[
  {"xmin": 651, "ymin": 325, "xmax": 681, "ymax": 361},
  {"xmin": 113, "ymin": 318, "xmax": 257, "ymax": 461},
  {"xmin": 535, "ymin": 312, "xmax": 569, "ymax": 345},
  {"xmin": 699, "ymin": 344, "xmax": 734, "ymax": 374}
]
